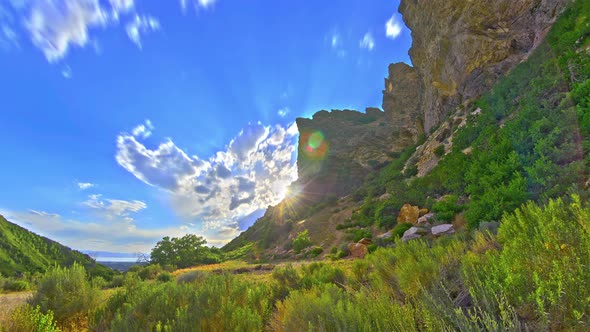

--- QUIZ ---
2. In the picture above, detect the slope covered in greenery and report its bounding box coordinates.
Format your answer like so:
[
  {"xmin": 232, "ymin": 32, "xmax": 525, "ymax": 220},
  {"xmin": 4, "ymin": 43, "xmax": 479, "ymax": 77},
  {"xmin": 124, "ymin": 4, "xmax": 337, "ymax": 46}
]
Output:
[{"xmin": 0, "ymin": 215, "xmax": 112, "ymax": 279}]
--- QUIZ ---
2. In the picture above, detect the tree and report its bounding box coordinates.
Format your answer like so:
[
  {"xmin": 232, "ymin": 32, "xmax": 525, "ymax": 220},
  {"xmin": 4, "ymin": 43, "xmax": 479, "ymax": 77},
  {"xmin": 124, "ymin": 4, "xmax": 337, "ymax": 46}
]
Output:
[{"xmin": 150, "ymin": 234, "xmax": 220, "ymax": 268}]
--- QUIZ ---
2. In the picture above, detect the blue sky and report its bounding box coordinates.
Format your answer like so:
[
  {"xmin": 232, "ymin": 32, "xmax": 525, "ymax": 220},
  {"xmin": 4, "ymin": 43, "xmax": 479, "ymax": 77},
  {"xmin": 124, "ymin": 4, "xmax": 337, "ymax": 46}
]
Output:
[{"xmin": 0, "ymin": 0, "xmax": 411, "ymax": 254}]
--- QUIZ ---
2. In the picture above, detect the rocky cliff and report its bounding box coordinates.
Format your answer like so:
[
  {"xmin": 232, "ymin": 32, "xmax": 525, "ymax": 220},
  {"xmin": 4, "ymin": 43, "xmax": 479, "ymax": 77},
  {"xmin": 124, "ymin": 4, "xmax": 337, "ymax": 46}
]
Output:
[
  {"xmin": 292, "ymin": 0, "xmax": 567, "ymax": 200},
  {"xmin": 400, "ymin": 0, "xmax": 568, "ymax": 132}
]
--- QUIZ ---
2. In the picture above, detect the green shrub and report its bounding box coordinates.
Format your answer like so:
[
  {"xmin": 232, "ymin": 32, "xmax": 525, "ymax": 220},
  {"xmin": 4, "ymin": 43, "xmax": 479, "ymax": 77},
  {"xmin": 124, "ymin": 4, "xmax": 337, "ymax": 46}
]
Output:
[
  {"xmin": 434, "ymin": 145, "xmax": 445, "ymax": 157},
  {"xmin": 463, "ymin": 196, "xmax": 590, "ymax": 330},
  {"xmin": 309, "ymin": 246, "xmax": 324, "ymax": 258},
  {"xmin": 4, "ymin": 280, "xmax": 29, "ymax": 292},
  {"xmin": 4, "ymin": 305, "xmax": 60, "ymax": 332},
  {"xmin": 432, "ymin": 195, "xmax": 463, "ymax": 222},
  {"xmin": 109, "ymin": 275, "xmax": 125, "ymax": 288},
  {"xmin": 29, "ymin": 263, "xmax": 99, "ymax": 325},
  {"xmin": 292, "ymin": 230, "xmax": 312, "ymax": 254},
  {"xmin": 156, "ymin": 272, "xmax": 173, "ymax": 283},
  {"xmin": 137, "ymin": 264, "xmax": 162, "ymax": 280}
]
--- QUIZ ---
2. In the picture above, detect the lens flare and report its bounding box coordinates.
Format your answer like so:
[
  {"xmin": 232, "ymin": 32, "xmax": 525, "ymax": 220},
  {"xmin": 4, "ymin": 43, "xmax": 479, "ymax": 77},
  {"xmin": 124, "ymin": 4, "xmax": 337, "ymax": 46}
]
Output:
[{"xmin": 301, "ymin": 130, "xmax": 328, "ymax": 159}]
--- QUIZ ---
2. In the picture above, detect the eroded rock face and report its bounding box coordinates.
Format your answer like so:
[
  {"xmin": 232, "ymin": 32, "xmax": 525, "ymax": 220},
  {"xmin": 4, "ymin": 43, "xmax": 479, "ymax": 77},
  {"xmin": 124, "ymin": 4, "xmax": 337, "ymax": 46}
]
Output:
[
  {"xmin": 295, "ymin": 109, "xmax": 397, "ymax": 199},
  {"xmin": 399, "ymin": 0, "xmax": 567, "ymax": 132}
]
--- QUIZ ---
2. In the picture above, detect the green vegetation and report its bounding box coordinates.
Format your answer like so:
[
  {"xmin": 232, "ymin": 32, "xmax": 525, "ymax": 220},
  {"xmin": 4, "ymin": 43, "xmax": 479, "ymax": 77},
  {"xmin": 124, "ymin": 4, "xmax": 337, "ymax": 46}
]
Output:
[
  {"xmin": 150, "ymin": 234, "xmax": 221, "ymax": 268},
  {"xmin": 0, "ymin": 215, "xmax": 113, "ymax": 279},
  {"xmin": 291, "ymin": 230, "xmax": 312, "ymax": 253},
  {"xmin": 1, "ymin": 197, "xmax": 589, "ymax": 331}
]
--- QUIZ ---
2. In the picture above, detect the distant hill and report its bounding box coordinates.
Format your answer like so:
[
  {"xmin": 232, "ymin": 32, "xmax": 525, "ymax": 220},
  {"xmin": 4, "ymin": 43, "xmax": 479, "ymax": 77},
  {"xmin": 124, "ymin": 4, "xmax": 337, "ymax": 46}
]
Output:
[{"xmin": 0, "ymin": 215, "xmax": 113, "ymax": 278}]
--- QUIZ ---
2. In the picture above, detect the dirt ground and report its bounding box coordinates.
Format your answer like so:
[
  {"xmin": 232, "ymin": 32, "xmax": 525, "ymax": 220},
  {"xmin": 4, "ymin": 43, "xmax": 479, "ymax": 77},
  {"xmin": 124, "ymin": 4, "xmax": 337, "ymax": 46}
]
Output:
[{"xmin": 0, "ymin": 291, "xmax": 33, "ymax": 324}]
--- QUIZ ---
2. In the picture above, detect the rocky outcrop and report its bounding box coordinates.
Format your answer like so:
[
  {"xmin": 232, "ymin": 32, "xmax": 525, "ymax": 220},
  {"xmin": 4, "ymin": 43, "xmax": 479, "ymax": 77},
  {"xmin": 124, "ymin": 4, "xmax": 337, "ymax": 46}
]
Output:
[
  {"xmin": 399, "ymin": 0, "xmax": 568, "ymax": 132},
  {"xmin": 295, "ymin": 109, "xmax": 397, "ymax": 199},
  {"xmin": 348, "ymin": 242, "xmax": 369, "ymax": 258},
  {"xmin": 397, "ymin": 204, "xmax": 421, "ymax": 224}
]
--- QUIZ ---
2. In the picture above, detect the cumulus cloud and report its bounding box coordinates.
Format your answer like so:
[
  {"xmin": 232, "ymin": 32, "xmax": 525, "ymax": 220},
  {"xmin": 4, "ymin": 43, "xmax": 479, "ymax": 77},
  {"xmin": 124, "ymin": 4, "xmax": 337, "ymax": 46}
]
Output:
[
  {"xmin": 385, "ymin": 15, "xmax": 402, "ymax": 40},
  {"xmin": 116, "ymin": 120, "xmax": 299, "ymax": 243},
  {"xmin": 359, "ymin": 32, "xmax": 375, "ymax": 50},
  {"xmin": 1, "ymin": 208, "xmax": 188, "ymax": 252},
  {"xmin": 126, "ymin": 14, "xmax": 160, "ymax": 49},
  {"xmin": 77, "ymin": 182, "xmax": 95, "ymax": 190},
  {"xmin": 2, "ymin": 0, "xmax": 162, "ymax": 62},
  {"xmin": 131, "ymin": 119, "xmax": 154, "ymax": 138}
]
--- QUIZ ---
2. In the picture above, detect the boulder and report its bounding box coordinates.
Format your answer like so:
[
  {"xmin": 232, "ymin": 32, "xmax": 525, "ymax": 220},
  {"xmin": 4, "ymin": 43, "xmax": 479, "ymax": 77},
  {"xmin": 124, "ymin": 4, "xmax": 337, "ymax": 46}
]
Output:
[
  {"xmin": 431, "ymin": 224, "xmax": 455, "ymax": 236},
  {"xmin": 397, "ymin": 204, "xmax": 421, "ymax": 224},
  {"xmin": 402, "ymin": 227, "xmax": 428, "ymax": 241},
  {"xmin": 348, "ymin": 243, "xmax": 369, "ymax": 258},
  {"xmin": 419, "ymin": 208, "xmax": 429, "ymax": 217},
  {"xmin": 358, "ymin": 238, "xmax": 372, "ymax": 246},
  {"xmin": 417, "ymin": 212, "xmax": 434, "ymax": 225}
]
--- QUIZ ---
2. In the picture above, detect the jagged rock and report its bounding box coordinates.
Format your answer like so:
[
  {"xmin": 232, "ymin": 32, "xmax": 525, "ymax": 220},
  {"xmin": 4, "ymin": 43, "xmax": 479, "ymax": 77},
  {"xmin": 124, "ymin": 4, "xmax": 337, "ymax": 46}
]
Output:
[
  {"xmin": 358, "ymin": 238, "xmax": 372, "ymax": 246},
  {"xmin": 419, "ymin": 208, "xmax": 429, "ymax": 217},
  {"xmin": 399, "ymin": 0, "xmax": 567, "ymax": 132},
  {"xmin": 402, "ymin": 227, "xmax": 429, "ymax": 242},
  {"xmin": 348, "ymin": 243, "xmax": 369, "ymax": 258},
  {"xmin": 397, "ymin": 204, "xmax": 421, "ymax": 224},
  {"xmin": 417, "ymin": 212, "xmax": 434, "ymax": 225},
  {"xmin": 431, "ymin": 224, "xmax": 455, "ymax": 236}
]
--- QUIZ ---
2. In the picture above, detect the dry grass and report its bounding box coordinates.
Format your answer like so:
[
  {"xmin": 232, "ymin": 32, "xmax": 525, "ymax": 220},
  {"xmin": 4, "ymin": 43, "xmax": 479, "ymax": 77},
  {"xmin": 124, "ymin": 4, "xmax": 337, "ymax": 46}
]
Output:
[{"xmin": 0, "ymin": 291, "xmax": 33, "ymax": 326}]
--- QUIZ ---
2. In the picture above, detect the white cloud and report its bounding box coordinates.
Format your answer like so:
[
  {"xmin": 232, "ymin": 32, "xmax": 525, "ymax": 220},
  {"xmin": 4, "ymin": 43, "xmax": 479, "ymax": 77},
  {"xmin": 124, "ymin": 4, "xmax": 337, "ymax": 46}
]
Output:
[
  {"xmin": 61, "ymin": 64, "xmax": 72, "ymax": 78},
  {"xmin": 83, "ymin": 194, "xmax": 146, "ymax": 222},
  {"xmin": 180, "ymin": 0, "xmax": 217, "ymax": 12},
  {"xmin": 77, "ymin": 182, "xmax": 95, "ymax": 190},
  {"xmin": 359, "ymin": 32, "xmax": 375, "ymax": 50},
  {"xmin": 385, "ymin": 15, "xmax": 402, "ymax": 40},
  {"xmin": 109, "ymin": 0, "xmax": 134, "ymax": 13},
  {"xmin": 331, "ymin": 33, "xmax": 340, "ymax": 48},
  {"xmin": 278, "ymin": 107, "xmax": 290, "ymax": 117},
  {"xmin": 131, "ymin": 119, "xmax": 154, "ymax": 138},
  {"xmin": 116, "ymin": 120, "xmax": 299, "ymax": 243},
  {"xmin": 126, "ymin": 14, "xmax": 160, "ymax": 49},
  {"xmin": 3, "ymin": 0, "xmax": 159, "ymax": 62},
  {"xmin": 24, "ymin": 0, "xmax": 109, "ymax": 62}
]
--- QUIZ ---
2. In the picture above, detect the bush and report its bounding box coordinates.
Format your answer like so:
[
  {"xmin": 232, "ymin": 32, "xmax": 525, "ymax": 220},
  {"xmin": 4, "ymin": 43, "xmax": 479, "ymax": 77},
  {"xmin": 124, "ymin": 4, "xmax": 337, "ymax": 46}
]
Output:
[
  {"xmin": 4, "ymin": 280, "xmax": 29, "ymax": 292},
  {"xmin": 4, "ymin": 305, "xmax": 60, "ymax": 332},
  {"xmin": 157, "ymin": 272, "xmax": 173, "ymax": 283},
  {"xmin": 29, "ymin": 263, "xmax": 99, "ymax": 325},
  {"xmin": 309, "ymin": 246, "xmax": 324, "ymax": 258},
  {"xmin": 292, "ymin": 230, "xmax": 312, "ymax": 254},
  {"xmin": 137, "ymin": 264, "xmax": 162, "ymax": 280},
  {"xmin": 432, "ymin": 195, "xmax": 464, "ymax": 222},
  {"xmin": 434, "ymin": 145, "xmax": 445, "ymax": 157},
  {"xmin": 109, "ymin": 275, "xmax": 125, "ymax": 288}
]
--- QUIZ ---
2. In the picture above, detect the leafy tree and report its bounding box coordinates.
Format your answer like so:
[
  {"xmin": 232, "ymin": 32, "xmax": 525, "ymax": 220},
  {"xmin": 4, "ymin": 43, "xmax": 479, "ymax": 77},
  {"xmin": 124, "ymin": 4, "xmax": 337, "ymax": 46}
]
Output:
[{"xmin": 150, "ymin": 234, "xmax": 220, "ymax": 269}]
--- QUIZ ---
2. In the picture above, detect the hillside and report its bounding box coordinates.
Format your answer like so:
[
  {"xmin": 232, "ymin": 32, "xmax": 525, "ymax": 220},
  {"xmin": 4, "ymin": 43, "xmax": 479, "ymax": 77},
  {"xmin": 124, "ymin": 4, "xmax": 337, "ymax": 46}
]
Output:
[
  {"xmin": 0, "ymin": 215, "xmax": 112, "ymax": 278},
  {"xmin": 223, "ymin": 0, "xmax": 588, "ymax": 259}
]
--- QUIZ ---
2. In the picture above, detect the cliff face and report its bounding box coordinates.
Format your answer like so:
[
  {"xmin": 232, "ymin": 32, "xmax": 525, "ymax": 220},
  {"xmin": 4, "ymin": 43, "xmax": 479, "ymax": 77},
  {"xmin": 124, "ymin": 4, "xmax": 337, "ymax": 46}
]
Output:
[
  {"xmin": 295, "ymin": 108, "xmax": 394, "ymax": 199},
  {"xmin": 400, "ymin": 0, "xmax": 568, "ymax": 132},
  {"xmin": 293, "ymin": 0, "xmax": 567, "ymax": 200}
]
